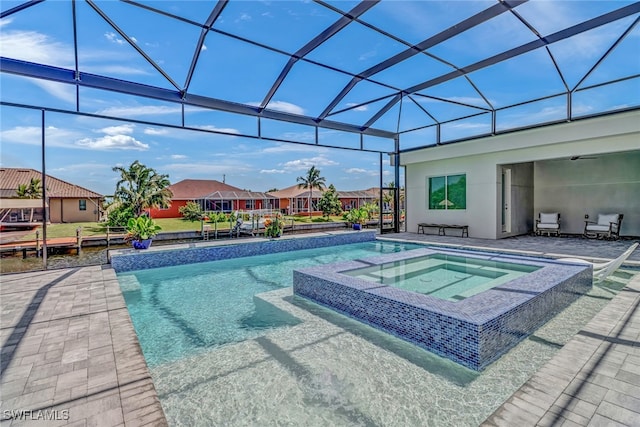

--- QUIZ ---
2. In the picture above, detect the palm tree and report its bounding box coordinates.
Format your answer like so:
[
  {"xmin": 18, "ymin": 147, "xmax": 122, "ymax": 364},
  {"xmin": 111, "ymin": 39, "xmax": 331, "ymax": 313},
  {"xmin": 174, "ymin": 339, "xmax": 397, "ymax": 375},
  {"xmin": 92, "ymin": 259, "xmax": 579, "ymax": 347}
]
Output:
[
  {"xmin": 296, "ymin": 166, "xmax": 326, "ymax": 219},
  {"xmin": 112, "ymin": 160, "xmax": 173, "ymax": 217},
  {"xmin": 16, "ymin": 178, "xmax": 43, "ymax": 199}
]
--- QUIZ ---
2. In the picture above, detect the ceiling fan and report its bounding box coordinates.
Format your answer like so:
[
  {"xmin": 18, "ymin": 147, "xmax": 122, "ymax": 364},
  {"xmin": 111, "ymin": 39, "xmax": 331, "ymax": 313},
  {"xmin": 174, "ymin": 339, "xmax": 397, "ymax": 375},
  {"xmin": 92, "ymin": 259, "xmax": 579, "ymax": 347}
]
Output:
[{"xmin": 570, "ymin": 155, "xmax": 599, "ymax": 161}]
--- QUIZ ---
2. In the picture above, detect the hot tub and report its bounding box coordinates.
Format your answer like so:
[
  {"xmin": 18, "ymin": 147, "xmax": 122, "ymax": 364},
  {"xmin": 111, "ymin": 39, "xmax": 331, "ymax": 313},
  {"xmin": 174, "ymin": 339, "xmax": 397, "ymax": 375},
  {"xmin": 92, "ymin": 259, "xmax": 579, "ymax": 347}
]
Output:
[{"xmin": 293, "ymin": 247, "xmax": 592, "ymax": 371}]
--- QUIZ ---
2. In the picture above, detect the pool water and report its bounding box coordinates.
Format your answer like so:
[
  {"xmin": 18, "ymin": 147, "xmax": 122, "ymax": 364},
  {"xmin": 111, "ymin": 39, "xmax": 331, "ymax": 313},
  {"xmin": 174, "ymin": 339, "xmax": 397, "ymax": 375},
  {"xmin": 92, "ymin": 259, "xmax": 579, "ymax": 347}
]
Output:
[
  {"xmin": 116, "ymin": 238, "xmax": 632, "ymax": 426},
  {"xmin": 117, "ymin": 240, "xmax": 422, "ymax": 366},
  {"xmin": 344, "ymin": 253, "xmax": 540, "ymax": 301}
]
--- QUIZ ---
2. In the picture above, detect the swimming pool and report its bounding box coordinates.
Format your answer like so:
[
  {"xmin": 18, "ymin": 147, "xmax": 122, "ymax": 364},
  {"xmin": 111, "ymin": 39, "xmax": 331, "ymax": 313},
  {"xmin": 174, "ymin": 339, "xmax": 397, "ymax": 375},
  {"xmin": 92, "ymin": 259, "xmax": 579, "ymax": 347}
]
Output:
[
  {"xmin": 116, "ymin": 240, "xmax": 422, "ymax": 366},
  {"xmin": 113, "ymin": 235, "xmax": 624, "ymax": 426},
  {"xmin": 343, "ymin": 253, "xmax": 540, "ymax": 301}
]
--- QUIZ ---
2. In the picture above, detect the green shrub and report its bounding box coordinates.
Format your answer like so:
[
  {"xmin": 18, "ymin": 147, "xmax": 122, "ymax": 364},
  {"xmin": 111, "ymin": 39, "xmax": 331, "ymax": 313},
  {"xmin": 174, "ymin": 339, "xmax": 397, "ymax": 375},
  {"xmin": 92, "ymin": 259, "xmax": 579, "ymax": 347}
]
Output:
[
  {"xmin": 106, "ymin": 204, "xmax": 135, "ymax": 227},
  {"xmin": 179, "ymin": 201, "xmax": 204, "ymax": 221}
]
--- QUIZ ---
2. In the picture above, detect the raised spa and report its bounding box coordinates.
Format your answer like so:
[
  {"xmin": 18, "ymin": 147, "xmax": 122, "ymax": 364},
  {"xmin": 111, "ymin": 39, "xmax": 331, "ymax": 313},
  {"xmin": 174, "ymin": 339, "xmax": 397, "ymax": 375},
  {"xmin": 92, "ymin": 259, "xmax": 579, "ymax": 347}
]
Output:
[{"xmin": 293, "ymin": 247, "xmax": 592, "ymax": 371}]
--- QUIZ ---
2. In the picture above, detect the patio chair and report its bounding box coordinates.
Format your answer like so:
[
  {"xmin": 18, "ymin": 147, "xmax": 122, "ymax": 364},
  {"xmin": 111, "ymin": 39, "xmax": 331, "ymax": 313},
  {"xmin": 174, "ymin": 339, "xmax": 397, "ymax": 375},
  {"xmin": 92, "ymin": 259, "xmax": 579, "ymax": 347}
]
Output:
[
  {"xmin": 535, "ymin": 212, "xmax": 560, "ymax": 237},
  {"xmin": 558, "ymin": 242, "xmax": 638, "ymax": 282},
  {"xmin": 584, "ymin": 213, "xmax": 624, "ymax": 240}
]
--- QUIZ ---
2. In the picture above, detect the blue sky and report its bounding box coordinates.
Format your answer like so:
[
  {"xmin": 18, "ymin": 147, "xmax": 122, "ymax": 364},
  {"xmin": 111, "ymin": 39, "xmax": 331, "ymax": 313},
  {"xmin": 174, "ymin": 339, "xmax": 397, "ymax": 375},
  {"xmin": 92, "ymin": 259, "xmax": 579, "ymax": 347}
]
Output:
[{"xmin": 1, "ymin": 1, "xmax": 638, "ymax": 196}]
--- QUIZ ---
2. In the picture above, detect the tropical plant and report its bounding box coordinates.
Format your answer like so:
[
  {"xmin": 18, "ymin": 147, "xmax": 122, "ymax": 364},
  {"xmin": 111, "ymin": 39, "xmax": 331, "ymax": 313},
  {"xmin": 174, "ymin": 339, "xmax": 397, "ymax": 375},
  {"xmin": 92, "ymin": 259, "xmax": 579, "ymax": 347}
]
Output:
[
  {"xmin": 179, "ymin": 201, "xmax": 203, "ymax": 222},
  {"xmin": 124, "ymin": 215, "xmax": 162, "ymax": 243},
  {"xmin": 104, "ymin": 202, "xmax": 135, "ymax": 227},
  {"xmin": 361, "ymin": 202, "xmax": 379, "ymax": 218},
  {"xmin": 16, "ymin": 178, "xmax": 43, "ymax": 199},
  {"xmin": 296, "ymin": 165, "xmax": 326, "ymax": 219},
  {"xmin": 344, "ymin": 207, "xmax": 368, "ymax": 226},
  {"xmin": 316, "ymin": 184, "xmax": 342, "ymax": 219},
  {"xmin": 112, "ymin": 160, "xmax": 173, "ymax": 217},
  {"xmin": 207, "ymin": 212, "xmax": 229, "ymax": 224},
  {"xmin": 264, "ymin": 213, "xmax": 284, "ymax": 238}
]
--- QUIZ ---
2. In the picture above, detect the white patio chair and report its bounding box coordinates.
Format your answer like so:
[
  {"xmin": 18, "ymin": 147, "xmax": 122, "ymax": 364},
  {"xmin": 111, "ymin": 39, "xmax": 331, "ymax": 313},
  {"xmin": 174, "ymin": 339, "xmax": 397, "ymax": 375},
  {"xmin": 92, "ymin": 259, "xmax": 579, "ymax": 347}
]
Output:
[
  {"xmin": 558, "ymin": 242, "xmax": 638, "ymax": 282},
  {"xmin": 535, "ymin": 212, "xmax": 561, "ymax": 237},
  {"xmin": 584, "ymin": 213, "xmax": 624, "ymax": 240}
]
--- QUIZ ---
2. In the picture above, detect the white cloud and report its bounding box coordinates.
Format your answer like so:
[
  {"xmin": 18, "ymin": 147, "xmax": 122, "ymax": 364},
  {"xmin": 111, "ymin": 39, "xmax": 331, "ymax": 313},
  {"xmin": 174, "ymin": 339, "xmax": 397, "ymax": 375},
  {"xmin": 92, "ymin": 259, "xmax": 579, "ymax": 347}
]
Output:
[
  {"xmin": 76, "ymin": 134, "xmax": 149, "ymax": 151},
  {"xmin": 262, "ymin": 142, "xmax": 326, "ymax": 154},
  {"xmin": 268, "ymin": 101, "xmax": 305, "ymax": 115},
  {"xmin": 450, "ymin": 122, "xmax": 489, "ymax": 130},
  {"xmin": 1, "ymin": 124, "xmax": 150, "ymax": 151},
  {"xmin": 0, "ymin": 29, "xmax": 73, "ymax": 67},
  {"xmin": 281, "ymin": 155, "xmax": 338, "ymax": 171},
  {"xmin": 163, "ymin": 161, "xmax": 253, "ymax": 176},
  {"xmin": 201, "ymin": 44, "xmax": 207, "ymax": 51},
  {"xmin": 248, "ymin": 101, "xmax": 305, "ymax": 115},
  {"xmin": 193, "ymin": 125, "xmax": 241, "ymax": 135},
  {"xmin": 1, "ymin": 126, "xmax": 46, "ymax": 146},
  {"xmin": 105, "ymin": 32, "xmax": 125, "ymax": 45},
  {"xmin": 32, "ymin": 80, "xmax": 76, "ymax": 105},
  {"xmin": 171, "ymin": 154, "xmax": 187, "ymax": 159},
  {"xmin": 99, "ymin": 124, "xmax": 135, "ymax": 136},
  {"xmin": 346, "ymin": 103, "xmax": 369, "ymax": 112},
  {"xmin": 96, "ymin": 105, "xmax": 182, "ymax": 117},
  {"xmin": 239, "ymin": 13, "xmax": 252, "ymax": 21},
  {"xmin": 279, "ymin": 131, "xmax": 316, "ymax": 142},
  {"xmin": 95, "ymin": 65, "xmax": 150, "ymax": 76},
  {"xmin": 144, "ymin": 127, "xmax": 169, "ymax": 135},
  {"xmin": 260, "ymin": 169, "xmax": 286, "ymax": 174},
  {"xmin": 345, "ymin": 167, "xmax": 380, "ymax": 177},
  {"xmin": 359, "ymin": 50, "xmax": 377, "ymax": 61}
]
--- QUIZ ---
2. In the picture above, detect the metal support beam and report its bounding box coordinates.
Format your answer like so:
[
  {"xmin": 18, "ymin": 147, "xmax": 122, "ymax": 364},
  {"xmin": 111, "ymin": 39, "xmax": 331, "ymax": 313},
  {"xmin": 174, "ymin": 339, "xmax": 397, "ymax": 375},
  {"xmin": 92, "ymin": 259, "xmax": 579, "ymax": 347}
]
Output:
[
  {"xmin": 0, "ymin": 57, "xmax": 397, "ymax": 139},
  {"xmin": 261, "ymin": 0, "xmax": 378, "ymax": 110},
  {"xmin": 319, "ymin": 0, "xmax": 526, "ymax": 120},
  {"xmin": 362, "ymin": 2, "xmax": 640, "ymax": 131},
  {"xmin": 184, "ymin": 0, "xmax": 229, "ymax": 91},
  {"xmin": 394, "ymin": 136, "xmax": 400, "ymax": 233},
  {"xmin": 0, "ymin": 0, "xmax": 43, "ymax": 18}
]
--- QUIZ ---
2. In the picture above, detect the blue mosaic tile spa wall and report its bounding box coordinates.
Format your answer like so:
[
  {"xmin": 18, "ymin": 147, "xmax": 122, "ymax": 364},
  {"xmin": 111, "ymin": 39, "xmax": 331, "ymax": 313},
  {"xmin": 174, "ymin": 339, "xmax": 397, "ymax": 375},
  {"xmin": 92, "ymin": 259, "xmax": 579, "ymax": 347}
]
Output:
[
  {"xmin": 110, "ymin": 231, "xmax": 376, "ymax": 272},
  {"xmin": 293, "ymin": 250, "xmax": 591, "ymax": 371}
]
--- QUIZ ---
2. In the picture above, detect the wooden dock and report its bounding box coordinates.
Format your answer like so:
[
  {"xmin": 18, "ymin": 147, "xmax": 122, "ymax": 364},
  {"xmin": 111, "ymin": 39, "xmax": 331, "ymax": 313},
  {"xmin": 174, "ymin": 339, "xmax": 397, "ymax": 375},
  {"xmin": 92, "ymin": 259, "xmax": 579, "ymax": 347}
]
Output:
[{"xmin": 0, "ymin": 237, "xmax": 81, "ymax": 258}]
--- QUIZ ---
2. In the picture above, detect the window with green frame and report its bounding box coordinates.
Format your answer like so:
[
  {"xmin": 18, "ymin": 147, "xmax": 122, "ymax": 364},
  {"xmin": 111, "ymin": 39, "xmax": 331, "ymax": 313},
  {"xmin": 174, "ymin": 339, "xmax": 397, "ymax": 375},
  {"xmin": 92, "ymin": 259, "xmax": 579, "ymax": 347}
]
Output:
[
  {"xmin": 427, "ymin": 174, "xmax": 466, "ymax": 210},
  {"xmin": 79, "ymin": 199, "xmax": 87, "ymax": 211}
]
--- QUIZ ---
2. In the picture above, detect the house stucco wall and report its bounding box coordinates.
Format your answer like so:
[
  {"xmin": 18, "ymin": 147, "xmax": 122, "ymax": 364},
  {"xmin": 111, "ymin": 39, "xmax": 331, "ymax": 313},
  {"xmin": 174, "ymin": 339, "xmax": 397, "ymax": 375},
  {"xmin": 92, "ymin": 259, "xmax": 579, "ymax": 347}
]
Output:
[
  {"xmin": 401, "ymin": 111, "xmax": 640, "ymax": 239},
  {"xmin": 49, "ymin": 198, "xmax": 101, "ymax": 223}
]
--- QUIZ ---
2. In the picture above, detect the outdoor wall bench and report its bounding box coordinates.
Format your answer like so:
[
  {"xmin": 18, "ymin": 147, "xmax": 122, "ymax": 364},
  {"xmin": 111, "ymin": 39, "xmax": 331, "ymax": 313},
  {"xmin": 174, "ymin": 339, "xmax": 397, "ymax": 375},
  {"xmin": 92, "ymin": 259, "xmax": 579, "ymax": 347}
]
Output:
[{"xmin": 418, "ymin": 223, "xmax": 469, "ymax": 237}]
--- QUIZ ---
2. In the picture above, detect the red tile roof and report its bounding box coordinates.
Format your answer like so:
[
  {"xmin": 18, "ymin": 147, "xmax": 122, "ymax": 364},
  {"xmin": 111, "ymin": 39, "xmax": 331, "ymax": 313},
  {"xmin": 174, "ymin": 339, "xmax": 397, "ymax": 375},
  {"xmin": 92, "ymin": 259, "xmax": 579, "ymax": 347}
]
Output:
[
  {"xmin": 0, "ymin": 168, "xmax": 102, "ymax": 199},
  {"xmin": 168, "ymin": 179, "xmax": 244, "ymax": 200},
  {"xmin": 267, "ymin": 184, "xmax": 321, "ymax": 199},
  {"xmin": 267, "ymin": 184, "xmax": 379, "ymax": 199}
]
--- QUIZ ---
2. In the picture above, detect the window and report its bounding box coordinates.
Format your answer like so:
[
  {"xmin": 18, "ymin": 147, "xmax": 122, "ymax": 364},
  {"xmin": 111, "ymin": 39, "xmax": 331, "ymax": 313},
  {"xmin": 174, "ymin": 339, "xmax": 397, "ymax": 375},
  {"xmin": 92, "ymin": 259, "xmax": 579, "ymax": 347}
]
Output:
[
  {"xmin": 428, "ymin": 174, "xmax": 466, "ymax": 210},
  {"xmin": 245, "ymin": 200, "xmax": 255, "ymax": 210},
  {"xmin": 79, "ymin": 199, "xmax": 87, "ymax": 211}
]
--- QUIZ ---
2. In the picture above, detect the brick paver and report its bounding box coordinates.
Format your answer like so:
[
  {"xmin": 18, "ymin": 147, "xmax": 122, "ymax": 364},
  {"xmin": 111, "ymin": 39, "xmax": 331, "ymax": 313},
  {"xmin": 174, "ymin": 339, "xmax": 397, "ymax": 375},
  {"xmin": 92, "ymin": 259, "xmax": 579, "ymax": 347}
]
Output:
[{"xmin": 0, "ymin": 266, "xmax": 166, "ymax": 426}]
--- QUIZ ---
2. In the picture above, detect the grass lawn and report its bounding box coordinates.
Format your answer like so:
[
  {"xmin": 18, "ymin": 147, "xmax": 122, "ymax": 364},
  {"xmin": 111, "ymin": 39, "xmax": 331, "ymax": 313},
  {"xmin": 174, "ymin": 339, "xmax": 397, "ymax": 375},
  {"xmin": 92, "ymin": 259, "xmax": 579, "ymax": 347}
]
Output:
[
  {"xmin": 19, "ymin": 218, "xmax": 204, "ymax": 241},
  {"xmin": 16, "ymin": 216, "xmax": 347, "ymax": 241}
]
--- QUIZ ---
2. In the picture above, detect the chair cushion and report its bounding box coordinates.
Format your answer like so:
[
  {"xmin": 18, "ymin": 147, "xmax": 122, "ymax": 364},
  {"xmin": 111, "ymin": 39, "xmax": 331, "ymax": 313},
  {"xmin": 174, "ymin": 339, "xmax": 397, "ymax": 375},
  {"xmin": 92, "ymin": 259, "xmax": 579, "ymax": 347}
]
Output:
[
  {"xmin": 597, "ymin": 213, "xmax": 619, "ymax": 226},
  {"xmin": 539, "ymin": 213, "xmax": 558, "ymax": 224},
  {"xmin": 537, "ymin": 223, "xmax": 559, "ymax": 230},
  {"xmin": 586, "ymin": 224, "xmax": 610, "ymax": 232}
]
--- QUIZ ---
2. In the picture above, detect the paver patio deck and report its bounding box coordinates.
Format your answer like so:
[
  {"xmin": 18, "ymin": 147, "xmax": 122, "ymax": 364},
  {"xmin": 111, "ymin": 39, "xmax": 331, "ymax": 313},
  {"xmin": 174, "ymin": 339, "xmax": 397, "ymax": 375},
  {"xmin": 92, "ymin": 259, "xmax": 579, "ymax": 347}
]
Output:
[
  {"xmin": 0, "ymin": 266, "xmax": 166, "ymax": 426},
  {"xmin": 1, "ymin": 232, "xmax": 638, "ymax": 426}
]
